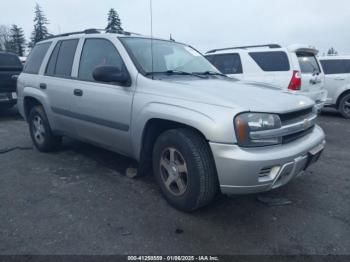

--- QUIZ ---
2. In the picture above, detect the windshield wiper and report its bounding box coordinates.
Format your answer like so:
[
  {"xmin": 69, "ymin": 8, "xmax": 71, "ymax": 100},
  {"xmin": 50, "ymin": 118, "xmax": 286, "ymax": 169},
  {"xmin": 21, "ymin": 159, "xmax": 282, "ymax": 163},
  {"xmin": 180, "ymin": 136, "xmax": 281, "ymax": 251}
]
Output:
[
  {"xmin": 145, "ymin": 70, "xmax": 206, "ymax": 79},
  {"xmin": 194, "ymin": 71, "xmax": 229, "ymax": 78}
]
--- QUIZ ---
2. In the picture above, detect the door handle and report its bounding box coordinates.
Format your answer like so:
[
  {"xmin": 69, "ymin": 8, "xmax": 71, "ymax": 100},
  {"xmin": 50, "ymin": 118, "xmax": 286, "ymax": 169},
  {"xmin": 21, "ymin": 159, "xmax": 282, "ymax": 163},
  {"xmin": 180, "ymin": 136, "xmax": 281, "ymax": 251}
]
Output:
[
  {"xmin": 39, "ymin": 83, "xmax": 47, "ymax": 89},
  {"xmin": 74, "ymin": 89, "xmax": 83, "ymax": 96},
  {"xmin": 335, "ymin": 78, "xmax": 346, "ymax": 81}
]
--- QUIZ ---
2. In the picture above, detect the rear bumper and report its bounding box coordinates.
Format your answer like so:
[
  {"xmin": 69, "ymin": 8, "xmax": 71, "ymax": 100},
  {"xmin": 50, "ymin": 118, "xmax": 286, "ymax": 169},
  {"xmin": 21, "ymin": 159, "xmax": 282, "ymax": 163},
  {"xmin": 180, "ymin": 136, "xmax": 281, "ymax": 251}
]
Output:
[
  {"xmin": 210, "ymin": 125, "xmax": 326, "ymax": 195},
  {"xmin": 0, "ymin": 91, "xmax": 17, "ymax": 104}
]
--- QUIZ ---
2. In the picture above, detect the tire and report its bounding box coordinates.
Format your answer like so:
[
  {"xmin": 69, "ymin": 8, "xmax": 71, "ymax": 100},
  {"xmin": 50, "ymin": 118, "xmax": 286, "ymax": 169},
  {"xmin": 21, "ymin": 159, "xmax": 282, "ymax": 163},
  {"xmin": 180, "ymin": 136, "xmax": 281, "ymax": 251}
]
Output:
[
  {"xmin": 152, "ymin": 128, "xmax": 219, "ymax": 212},
  {"xmin": 339, "ymin": 93, "xmax": 350, "ymax": 119},
  {"xmin": 28, "ymin": 106, "xmax": 61, "ymax": 152}
]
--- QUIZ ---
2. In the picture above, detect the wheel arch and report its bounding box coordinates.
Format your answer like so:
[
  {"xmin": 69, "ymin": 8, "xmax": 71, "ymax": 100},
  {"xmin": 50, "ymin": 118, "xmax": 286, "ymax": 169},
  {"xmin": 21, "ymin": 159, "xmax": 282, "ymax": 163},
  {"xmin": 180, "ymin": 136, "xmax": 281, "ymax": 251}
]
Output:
[
  {"xmin": 133, "ymin": 103, "xmax": 218, "ymax": 176},
  {"xmin": 336, "ymin": 89, "xmax": 350, "ymax": 109}
]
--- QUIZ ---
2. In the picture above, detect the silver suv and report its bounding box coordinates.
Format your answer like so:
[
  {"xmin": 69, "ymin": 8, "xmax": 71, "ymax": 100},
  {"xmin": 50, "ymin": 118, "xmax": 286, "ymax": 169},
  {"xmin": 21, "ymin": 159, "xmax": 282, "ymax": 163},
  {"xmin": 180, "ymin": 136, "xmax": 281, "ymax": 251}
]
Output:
[{"xmin": 17, "ymin": 30, "xmax": 326, "ymax": 211}]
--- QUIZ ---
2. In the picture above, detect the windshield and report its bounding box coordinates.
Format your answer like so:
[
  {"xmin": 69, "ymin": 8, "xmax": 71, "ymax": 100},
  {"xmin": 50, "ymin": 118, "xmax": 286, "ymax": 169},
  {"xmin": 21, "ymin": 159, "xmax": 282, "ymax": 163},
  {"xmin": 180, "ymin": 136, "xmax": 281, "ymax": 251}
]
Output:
[
  {"xmin": 120, "ymin": 37, "xmax": 218, "ymax": 76},
  {"xmin": 297, "ymin": 53, "xmax": 321, "ymax": 74}
]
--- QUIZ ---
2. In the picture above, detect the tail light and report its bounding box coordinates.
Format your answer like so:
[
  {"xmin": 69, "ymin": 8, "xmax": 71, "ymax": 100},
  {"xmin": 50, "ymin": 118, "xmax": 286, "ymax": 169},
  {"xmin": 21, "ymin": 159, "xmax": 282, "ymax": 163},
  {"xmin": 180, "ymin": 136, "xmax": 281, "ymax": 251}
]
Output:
[{"xmin": 288, "ymin": 70, "xmax": 301, "ymax": 91}]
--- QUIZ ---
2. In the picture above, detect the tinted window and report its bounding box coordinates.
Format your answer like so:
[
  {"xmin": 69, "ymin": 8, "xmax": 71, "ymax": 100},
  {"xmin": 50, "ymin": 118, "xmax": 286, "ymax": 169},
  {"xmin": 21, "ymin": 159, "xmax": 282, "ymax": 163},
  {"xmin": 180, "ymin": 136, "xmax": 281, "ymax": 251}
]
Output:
[
  {"xmin": 249, "ymin": 51, "xmax": 290, "ymax": 71},
  {"xmin": 24, "ymin": 42, "xmax": 51, "ymax": 74},
  {"xmin": 206, "ymin": 54, "xmax": 243, "ymax": 74},
  {"xmin": 46, "ymin": 39, "xmax": 78, "ymax": 77},
  {"xmin": 78, "ymin": 38, "xmax": 125, "ymax": 81},
  {"xmin": 320, "ymin": 59, "xmax": 350, "ymax": 75},
  {"xmin": 297, "ymin": 53, "xmax": 321, "ymax": 74},
  {"xmin": 45, "ymin": 42, "xmax": 61, "ymax": 75},
  {"xmin": 0, "ymin": 53, "xmax": 22, "ymax": 68}
]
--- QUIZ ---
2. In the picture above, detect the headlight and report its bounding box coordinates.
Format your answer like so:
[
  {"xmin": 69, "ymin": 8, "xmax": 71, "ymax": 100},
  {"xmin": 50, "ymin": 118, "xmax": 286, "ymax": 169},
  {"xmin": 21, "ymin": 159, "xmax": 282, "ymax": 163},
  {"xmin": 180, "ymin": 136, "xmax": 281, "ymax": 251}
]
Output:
[{"xmin": 234, "ymin": 113, "xmax": 282, "ymax": 147}]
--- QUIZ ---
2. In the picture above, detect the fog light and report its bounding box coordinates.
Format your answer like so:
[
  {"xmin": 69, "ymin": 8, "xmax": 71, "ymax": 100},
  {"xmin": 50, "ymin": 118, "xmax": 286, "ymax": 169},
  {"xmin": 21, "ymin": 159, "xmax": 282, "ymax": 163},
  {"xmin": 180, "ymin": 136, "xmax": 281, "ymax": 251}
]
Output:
[{"xmin": 258, "ymin": 166, "xmax": 281, "ymax": 182}]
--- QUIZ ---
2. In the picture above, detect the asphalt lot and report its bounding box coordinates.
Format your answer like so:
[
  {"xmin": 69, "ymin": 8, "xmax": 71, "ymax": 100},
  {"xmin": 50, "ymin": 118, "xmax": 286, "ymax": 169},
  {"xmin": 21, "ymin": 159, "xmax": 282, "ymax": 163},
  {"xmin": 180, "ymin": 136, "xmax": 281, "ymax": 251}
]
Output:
[{"xmin": 0, "ymin": 107, "xmax": 349, "ymax": 255}]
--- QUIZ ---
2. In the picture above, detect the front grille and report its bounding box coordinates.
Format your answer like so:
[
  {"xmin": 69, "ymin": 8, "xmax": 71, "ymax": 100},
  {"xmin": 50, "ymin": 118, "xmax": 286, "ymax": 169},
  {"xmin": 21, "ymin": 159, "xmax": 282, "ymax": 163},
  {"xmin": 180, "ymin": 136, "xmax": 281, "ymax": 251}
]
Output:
[
  {"xmin": 279, "ymin": 107, "xmax": 313, "ymax": 124},
  {"xmin": 278, "ymin": 107, "xmax": 315, "ymax": 144},
  {"xmin": 282, "ymin": 126, "xmax": 314, "ymax": 144}
]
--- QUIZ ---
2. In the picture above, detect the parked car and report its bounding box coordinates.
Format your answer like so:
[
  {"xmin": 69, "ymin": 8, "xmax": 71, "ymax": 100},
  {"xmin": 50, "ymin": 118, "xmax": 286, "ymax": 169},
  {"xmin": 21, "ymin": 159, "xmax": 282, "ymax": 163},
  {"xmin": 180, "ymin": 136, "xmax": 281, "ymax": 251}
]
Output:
[
  {"xmin": 319, "ymin": 55, "xmax": 350, "ymax": 118},
  {"xmin": 205, "ymin": 44, "xmax": 327, "ymax": 111},
  {"xmin": 17, "ymin": 30, "xmax": 325, "ymax": 211},
  {"xmin": 0, "ymin": 52, "xmax": 22, "ymax": 109}
]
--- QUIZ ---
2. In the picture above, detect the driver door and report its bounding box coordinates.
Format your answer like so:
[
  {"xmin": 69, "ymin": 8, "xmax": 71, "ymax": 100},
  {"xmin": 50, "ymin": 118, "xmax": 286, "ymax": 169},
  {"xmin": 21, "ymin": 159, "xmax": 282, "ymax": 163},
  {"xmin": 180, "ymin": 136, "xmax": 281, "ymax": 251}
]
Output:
[{"xmin": 71, "ymin": 38, "xmax": 134, "ymax": 156}]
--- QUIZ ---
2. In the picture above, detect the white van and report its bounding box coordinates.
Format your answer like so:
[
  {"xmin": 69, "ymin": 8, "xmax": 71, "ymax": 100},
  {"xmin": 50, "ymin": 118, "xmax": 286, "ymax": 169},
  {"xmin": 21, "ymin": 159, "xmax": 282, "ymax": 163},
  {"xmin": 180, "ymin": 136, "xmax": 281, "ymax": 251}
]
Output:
[
  {"xmin": 319, "ymin": 55, "xmax": 350, "ymax": 118},
  {"xmin": 205, "ymin": 44, "xmax": 327, "ymax": 111}
]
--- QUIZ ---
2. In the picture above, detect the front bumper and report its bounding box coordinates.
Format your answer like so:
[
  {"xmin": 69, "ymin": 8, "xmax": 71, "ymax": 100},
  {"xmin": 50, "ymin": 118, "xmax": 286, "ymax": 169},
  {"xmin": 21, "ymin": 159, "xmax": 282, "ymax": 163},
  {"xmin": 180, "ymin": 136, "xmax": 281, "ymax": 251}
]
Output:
[{"xmin": 210, "ymin": 125, "xmax": 326, "ymax": 195}]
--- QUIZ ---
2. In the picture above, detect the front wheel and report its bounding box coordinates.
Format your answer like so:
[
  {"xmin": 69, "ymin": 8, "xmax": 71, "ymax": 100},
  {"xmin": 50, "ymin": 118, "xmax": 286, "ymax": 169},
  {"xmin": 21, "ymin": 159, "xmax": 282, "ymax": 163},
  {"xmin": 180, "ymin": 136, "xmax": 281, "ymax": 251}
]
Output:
[
  {"xmin": 153, "ymin": 128, "xmax": 219, "ymax": 212},
  {"xmin": 339, "ymin": 93, "xmax": 350, "ymax": 119},
  {"xmin": 28, "ymin": 106, "xmax": 61, "ymax": 152}
]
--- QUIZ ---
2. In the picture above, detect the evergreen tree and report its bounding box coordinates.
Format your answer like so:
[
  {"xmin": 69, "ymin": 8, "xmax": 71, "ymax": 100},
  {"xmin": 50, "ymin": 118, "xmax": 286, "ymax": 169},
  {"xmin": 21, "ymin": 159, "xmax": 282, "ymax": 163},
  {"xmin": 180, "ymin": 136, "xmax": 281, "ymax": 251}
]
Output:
[
  {"xmin": 0, "ymin": 25, "xmax": 12, "ymax": 52},
  {"xmin": 105, "ymin": 8, "xmax": 124, "ymax": 33},
  {"xmin": 327, "ymin": 47, "xmax": 338, "ymax": 56},
  {"xmin": 29, "ymin": 3, "xmax": 50, "ymax": 48},
  {"xmin": 10, "ymin": 25, "xmax": 26, "ymax": 56}
]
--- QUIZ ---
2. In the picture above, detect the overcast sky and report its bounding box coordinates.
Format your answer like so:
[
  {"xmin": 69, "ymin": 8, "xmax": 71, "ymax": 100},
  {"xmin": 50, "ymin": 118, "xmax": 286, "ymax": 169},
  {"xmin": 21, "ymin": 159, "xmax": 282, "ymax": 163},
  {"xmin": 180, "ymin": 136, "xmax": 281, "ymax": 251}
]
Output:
[{"xmin": 1, "ymin": 0, "xmax": 350, "ymax": 55}]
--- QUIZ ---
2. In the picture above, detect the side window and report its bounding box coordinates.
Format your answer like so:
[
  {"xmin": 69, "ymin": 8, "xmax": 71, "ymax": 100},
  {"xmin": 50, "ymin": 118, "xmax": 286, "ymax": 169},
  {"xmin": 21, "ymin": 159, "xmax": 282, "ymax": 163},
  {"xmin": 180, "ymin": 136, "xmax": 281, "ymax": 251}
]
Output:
[
  {"xmin": 320, "ymin": 60, "xmax": 350, "ymax": 75},
  {"xmin": 249, "ymin": 51, "xmax": 290, "ymax": 72},
  {"xmin": 206, "ymin": 54, "xmax": 243, "ymax": 74},
  {"xmin": 23, "ymin": 42, "xmax": 51, "ymax": 74},
  {"xmin": 78, "ymin": 38, "xmax": 125, "ymax": 82},
  {"xmin": 45, "ymin": 39, "xmax": 79, "ymax": 77}
]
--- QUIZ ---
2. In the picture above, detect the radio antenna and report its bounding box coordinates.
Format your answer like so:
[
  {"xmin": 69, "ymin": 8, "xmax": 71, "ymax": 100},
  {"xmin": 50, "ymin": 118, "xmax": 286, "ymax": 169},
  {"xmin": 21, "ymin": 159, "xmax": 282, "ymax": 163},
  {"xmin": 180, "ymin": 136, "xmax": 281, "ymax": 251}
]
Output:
[{"xmin": 150, "ymin": 0, "xmax": 154, "ymax": 79}]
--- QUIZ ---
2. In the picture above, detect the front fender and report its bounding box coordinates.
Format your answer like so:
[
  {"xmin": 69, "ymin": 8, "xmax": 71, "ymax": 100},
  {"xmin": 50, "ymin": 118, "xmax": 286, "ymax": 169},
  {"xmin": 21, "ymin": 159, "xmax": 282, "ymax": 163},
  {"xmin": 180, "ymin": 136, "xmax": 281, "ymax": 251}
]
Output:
[{"xmin": 131, "ymin": 101, "xmax": 238, "ymax": 160}]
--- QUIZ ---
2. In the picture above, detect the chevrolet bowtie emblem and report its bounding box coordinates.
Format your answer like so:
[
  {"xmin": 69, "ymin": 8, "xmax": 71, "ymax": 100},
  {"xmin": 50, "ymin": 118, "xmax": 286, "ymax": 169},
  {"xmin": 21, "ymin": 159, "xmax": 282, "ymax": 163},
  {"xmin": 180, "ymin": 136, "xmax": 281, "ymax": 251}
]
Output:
[{"xmin": 303, "ymin": 119, "xmax": 311, "ymax": 129}]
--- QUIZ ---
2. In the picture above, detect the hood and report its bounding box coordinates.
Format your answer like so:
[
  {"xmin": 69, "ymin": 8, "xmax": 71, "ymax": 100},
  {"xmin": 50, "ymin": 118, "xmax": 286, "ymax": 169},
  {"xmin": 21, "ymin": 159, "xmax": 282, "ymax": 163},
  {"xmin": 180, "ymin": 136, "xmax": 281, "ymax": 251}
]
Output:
[{"xmin": 140, "ymin": 76, "xmax": 315, "ymax": 113}]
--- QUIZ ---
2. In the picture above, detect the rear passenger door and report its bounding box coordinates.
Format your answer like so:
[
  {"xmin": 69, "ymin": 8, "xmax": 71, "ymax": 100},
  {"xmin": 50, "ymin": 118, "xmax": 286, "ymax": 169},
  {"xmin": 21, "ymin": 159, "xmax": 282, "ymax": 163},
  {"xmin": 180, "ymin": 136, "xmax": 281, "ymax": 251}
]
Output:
[
  {"xmin": 41, "ymin": 39, "xmax": 80, "ymax": 136},
  {"xmin": 205, "ymin": 53, "xmax": 244, "ymax": 80},
  {"xmin": 71, "ymin": 38, "xmax": 134, "ymax": 155}
]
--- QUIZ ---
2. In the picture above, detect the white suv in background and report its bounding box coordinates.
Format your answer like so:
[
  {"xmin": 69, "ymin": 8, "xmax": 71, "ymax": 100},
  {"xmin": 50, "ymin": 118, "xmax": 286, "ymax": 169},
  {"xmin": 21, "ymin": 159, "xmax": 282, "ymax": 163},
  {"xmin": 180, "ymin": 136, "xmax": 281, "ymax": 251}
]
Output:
[
  {"xmin": 205, "ymin": 44, "xmax": 327, "ymax": 111},
  {"xmin": 319, "ymin": 55, "xmax": 350, "ymax": 118}
]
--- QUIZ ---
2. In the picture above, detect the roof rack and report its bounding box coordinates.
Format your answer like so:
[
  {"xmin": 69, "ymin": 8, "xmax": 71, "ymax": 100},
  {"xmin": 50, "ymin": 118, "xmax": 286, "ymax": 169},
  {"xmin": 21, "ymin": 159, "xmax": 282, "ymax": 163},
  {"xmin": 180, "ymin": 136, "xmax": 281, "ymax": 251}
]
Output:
[
  {"xmin": 206, "ymin": 44, "xmax": 282, "ymax": 54},
  {"xmin": 45, "ymin": 28, "xmax": 143, "ymax": 40}
]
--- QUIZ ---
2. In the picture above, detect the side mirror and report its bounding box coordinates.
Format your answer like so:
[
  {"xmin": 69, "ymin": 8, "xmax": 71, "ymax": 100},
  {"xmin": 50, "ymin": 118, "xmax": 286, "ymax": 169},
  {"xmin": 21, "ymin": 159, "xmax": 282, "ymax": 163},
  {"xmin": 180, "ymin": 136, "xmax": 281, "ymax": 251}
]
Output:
[{"xmin": 92, "ymin": 66, "xmax": 130, "ymax": 85}]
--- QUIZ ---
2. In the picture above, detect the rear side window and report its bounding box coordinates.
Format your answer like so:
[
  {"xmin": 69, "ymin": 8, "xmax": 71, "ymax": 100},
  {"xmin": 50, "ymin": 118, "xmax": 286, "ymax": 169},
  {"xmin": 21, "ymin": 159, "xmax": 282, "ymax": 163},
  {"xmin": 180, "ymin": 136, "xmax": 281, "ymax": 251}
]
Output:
[
  {"xmin": 24, "ymin": 42, "xmax": 51, "ymax": 74},
  {"xmin": 320, "ymin": 59, "xmax": 350, "ymax": 75},
  {"xmin": 297, "ymin": 53, "xmax": 321, "ymax": 74},
  {"xmin": 0, "ymin": 53, "xmax": 22, "ymax": 68},
  {"xmin": 45, "ymin": 39, "xmax": 79, "ymax": 77},
  {"xmin": 206, "ymin": 54, "xmax": 243, "ymax": 74},
  {"xmin": 78, "ymin": 38, "xmax": 125, "ymax": 82},
  {"xmin": 249, "ymin": 51, "xmax": 290, "ymax": 71}
]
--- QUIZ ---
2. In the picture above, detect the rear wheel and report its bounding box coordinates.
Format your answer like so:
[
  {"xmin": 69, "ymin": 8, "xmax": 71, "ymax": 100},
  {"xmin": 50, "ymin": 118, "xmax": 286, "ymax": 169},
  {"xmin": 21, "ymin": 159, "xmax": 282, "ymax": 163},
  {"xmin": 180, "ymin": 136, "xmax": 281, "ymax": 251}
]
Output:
[
  {"xmin": 152, "ymin": 128, "xmax": 219, "ymax": 212},
  {"xmin": 339, "ymin": 93, "xmax": 350, "ymax": 119},
  {"xmin": 28, "ymin": 106, "xmax": 61, "ymax": 152}
]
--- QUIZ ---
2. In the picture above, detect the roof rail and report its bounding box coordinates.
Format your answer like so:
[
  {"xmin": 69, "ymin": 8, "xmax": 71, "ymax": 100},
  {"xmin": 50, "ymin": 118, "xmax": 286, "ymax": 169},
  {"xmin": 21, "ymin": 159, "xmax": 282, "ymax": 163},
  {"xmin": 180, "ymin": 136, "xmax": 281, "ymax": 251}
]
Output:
[
  {"xmin": 45, "ymin": 29, "xmax": 100, "ymax": 40},
  {"xmin": 45, "ymin": 28, "xmax": 143, "ymax": 40},
  {"xmin": 206, "ymin": 44, "xmax": 282, "ymax": 54}
]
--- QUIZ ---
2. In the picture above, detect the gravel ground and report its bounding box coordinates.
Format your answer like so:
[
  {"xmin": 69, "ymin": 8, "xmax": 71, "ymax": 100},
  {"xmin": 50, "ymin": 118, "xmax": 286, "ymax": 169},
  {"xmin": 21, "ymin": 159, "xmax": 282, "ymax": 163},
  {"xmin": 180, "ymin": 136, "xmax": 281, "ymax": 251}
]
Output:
[{"xmin": 0, "ymin": 107, "xmax": 349, "ymax": 255}]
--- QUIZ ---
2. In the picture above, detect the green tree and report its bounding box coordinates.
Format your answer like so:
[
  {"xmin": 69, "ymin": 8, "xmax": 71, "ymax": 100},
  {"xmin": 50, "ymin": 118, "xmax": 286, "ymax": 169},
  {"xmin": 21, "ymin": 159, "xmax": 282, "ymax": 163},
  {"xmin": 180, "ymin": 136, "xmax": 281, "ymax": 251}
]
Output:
[
  {"xmin": 29, "ymin": 3, "xmax": 50, "ymax": 48},
  {"xmin": 0, "ymin": 25, "xmax": 12, "ymax": 51},
  {"xmin": 9, "ymin": 25, "xmax": 26, "ymax": 56},
  {"xmin": 105, "ymin": 8, "xmax": 124, "ymax": 33},
  {"xmin": 327, "ymin": 47, "xmax": 338, "ymax": 55}
]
